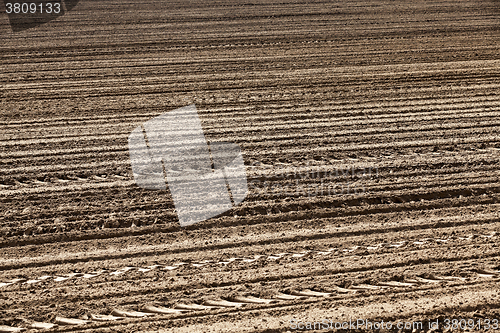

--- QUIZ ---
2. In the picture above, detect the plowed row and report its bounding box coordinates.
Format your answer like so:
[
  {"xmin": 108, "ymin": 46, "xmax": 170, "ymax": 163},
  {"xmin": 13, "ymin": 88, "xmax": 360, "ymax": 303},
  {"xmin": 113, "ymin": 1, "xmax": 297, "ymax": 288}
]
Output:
[{"xmin": 1, "ymin": 0, "xmax": 500, "ymax": 332}]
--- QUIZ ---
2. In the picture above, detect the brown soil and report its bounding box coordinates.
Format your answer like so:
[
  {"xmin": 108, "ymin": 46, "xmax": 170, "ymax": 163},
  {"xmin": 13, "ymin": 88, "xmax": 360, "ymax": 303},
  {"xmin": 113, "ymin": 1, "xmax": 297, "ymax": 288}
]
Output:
[{"xmin": 1, "ymin": 0, "xmax": 500, "ymax": 332}]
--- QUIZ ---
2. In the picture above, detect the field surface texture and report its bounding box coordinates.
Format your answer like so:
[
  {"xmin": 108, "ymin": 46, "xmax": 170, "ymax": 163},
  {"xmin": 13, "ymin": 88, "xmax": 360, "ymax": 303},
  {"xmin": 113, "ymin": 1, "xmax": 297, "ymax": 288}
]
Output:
[{"xmin": 1, "ymin": 0, "xmax": 500, "ymax": 332}]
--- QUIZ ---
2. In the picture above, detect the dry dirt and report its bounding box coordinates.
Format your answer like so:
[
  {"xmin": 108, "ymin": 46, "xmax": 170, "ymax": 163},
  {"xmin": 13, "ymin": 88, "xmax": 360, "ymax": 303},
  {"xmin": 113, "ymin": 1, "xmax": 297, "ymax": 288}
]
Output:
[{"xmin": 1, "ymin": 0, "xmax": 500, "ymax": 332}]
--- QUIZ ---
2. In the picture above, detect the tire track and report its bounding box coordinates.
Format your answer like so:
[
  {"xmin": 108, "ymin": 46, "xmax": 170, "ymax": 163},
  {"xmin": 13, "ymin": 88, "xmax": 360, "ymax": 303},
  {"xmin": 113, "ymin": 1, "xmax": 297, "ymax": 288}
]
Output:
[
  {"xmin": 1, "ymin": 259, "xmax": 498, "ymax": 332},
  {"xmin": 1, "ymin": 229, "xmax": 496, "ymax": 289}
]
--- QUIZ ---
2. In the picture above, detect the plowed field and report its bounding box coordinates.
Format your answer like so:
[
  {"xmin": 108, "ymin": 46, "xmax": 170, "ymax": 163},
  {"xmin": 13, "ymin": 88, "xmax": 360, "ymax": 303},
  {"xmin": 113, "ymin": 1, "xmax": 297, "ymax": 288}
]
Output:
[{"xmin": 1, "ymin": 0, "xmax": 500, "ymax": 332}]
